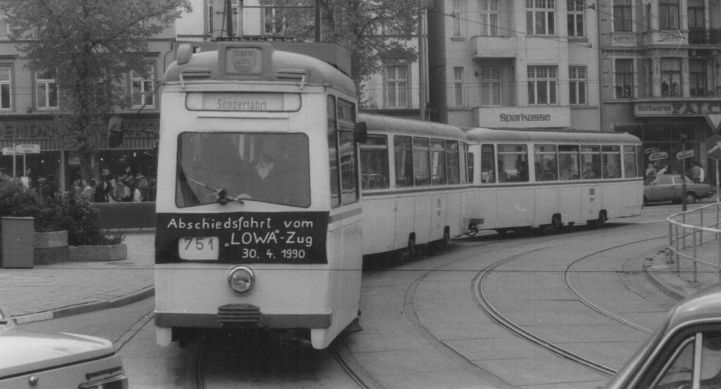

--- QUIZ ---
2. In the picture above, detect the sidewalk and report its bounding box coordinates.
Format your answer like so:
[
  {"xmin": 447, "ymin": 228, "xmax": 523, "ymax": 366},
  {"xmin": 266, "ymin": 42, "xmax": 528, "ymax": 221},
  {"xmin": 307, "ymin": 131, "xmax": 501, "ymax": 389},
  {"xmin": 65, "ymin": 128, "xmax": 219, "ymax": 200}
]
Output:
[
  {"xmin": 645, "ymin": 239, "xmax": 721, "ymax": 301},
  {"xmin": 0, "ymin": 229, "xmax": 717, "ymax": 326},
  {"xmin": 0, "ymin": 232, "xmax": 155, "ymax": 324}
]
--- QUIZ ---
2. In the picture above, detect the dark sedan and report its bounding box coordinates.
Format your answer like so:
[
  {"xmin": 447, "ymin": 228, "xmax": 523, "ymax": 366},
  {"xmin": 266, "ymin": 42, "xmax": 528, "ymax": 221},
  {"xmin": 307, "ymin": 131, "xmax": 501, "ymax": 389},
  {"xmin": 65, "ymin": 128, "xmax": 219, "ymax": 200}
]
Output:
[{"xmin": 644, "ymin": 174, "xmax": 716, "ymax": 204}]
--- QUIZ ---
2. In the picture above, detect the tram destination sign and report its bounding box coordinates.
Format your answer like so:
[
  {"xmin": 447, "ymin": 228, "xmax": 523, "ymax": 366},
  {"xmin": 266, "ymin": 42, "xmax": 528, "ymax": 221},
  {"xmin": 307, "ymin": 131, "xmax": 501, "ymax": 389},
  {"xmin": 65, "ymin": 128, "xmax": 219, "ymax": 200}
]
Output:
[{"xmin": 155, "ymin": 212, "xmax": 329, "ymax": 264}]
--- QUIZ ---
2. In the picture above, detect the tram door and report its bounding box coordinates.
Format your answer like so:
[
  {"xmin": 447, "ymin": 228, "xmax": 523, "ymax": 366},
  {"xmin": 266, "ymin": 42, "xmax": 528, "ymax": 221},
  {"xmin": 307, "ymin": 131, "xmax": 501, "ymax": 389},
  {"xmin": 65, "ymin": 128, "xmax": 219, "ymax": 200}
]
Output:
[{"xmin": 429, "ymin": 195, "xmax": 447, "ymax": 241}]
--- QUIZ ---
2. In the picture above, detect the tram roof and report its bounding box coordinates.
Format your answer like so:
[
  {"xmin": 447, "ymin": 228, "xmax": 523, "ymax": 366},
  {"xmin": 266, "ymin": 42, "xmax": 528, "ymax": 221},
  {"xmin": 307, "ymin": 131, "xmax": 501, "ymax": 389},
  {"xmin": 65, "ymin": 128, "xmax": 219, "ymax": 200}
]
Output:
[
  {"xmin": 163, "ymin": 42, "xmax": 356, "ymax": 95},
  {"xmin": 465, "ymin": 127, "xmax": 641, "ymax": 145},
  {"xmin": 359, "ymin": 113, "xmax": 466, "ymax": 139}
]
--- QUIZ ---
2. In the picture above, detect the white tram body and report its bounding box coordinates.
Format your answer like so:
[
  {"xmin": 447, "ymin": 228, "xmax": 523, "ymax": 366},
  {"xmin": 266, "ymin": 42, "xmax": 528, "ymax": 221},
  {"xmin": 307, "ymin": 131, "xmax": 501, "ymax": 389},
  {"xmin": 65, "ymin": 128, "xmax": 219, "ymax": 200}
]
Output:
[
  {"xmin": 464, "ymin": 128, "xmax": 644, "ymax": 232},
  {"xmin": 154, "ymin": 42, "xmax": 363, "ymax": 349},
  {"xmin": 358, "ymin": 114, "xmax": 470, "ymax": 256}
]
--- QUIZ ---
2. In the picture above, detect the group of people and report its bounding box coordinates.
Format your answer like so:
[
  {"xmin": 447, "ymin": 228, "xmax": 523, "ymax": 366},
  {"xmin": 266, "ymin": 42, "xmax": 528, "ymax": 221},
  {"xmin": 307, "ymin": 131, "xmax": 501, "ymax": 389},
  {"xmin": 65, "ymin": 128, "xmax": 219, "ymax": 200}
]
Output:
[
  {"xmin": 73, "ymin": 166, "xmax": 154, "ymax": 203},
  {"xmin": 645, "ymin": 161, "xmax": 706, "ymax": 184}
]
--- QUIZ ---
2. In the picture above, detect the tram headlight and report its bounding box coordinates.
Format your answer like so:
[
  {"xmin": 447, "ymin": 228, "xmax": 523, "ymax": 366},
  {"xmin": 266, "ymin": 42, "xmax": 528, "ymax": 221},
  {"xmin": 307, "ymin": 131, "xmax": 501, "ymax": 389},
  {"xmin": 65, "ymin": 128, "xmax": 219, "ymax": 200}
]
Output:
[{"xmin": 227, "ymin": 266, "xmax": 255, "ymax": 294}]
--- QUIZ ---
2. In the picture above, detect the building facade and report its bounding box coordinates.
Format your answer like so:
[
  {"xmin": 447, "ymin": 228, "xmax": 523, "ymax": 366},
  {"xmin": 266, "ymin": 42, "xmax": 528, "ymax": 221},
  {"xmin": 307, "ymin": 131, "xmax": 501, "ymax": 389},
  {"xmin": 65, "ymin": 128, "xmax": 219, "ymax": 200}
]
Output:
[
  {"xmin": 599, "ymin": 0, "xmax": 721, "ymax": 180},
  {"xmin": 176, "ymin": 0, "xmax": 427, "ymax": 120},
  {"xmin": 0, "ymin": 14, "xmax": 173, "ymax": 192},
  {"xmin": 427, "ymin": 0, "xmax": 601, "ymax": 132}
]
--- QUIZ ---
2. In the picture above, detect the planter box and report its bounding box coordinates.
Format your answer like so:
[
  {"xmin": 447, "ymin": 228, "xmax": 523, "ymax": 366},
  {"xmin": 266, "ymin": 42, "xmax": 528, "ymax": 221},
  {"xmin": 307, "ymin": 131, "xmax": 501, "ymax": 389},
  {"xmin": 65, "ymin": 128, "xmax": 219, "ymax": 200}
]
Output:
[
  {"xmin": 34, "ymin": 230, "xmax": 69, "ymax": 265},
  {"xmin": 68, "ymin": 243, "xmax": 127, "ymax": 262}
]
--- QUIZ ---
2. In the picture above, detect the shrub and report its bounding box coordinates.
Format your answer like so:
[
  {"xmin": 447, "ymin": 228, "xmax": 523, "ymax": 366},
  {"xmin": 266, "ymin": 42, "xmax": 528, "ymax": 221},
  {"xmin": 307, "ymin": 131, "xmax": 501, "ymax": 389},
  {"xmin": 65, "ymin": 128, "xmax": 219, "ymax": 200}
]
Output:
[{"xmin": 0, "ymin": 176, "xmax": 123, "ymax": 246}]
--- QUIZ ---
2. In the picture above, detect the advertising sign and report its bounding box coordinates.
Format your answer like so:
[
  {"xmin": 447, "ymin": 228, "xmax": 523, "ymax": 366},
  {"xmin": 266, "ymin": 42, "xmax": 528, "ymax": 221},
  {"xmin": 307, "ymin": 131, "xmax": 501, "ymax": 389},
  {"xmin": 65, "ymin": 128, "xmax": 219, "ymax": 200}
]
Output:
[{"xmin": 155, "ymin": 212, "xmax": 329, "ymax": 264}]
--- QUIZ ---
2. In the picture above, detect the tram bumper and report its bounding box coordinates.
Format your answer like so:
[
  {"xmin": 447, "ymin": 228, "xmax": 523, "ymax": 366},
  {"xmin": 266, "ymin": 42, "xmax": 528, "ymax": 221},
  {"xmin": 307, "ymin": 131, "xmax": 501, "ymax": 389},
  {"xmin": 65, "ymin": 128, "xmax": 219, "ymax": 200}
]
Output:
[{"xmin": 154, "ymin": 306, "xmax": 332, "ymax": 329}]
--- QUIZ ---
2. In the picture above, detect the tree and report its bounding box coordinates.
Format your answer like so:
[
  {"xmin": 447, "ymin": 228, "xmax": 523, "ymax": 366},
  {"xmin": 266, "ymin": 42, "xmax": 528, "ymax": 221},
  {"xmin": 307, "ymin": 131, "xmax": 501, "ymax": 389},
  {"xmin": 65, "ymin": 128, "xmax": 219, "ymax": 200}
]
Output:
[
  {"xmin": 0, "ymin": 0, "xmax": 191, "ymax": 180},
  {"xmin": 319, "ymin": 0, "xmax": 420, "ymax": 91},
  {"xmin": 260, "ymin": 0, "xmax": 420, "ymax": 95}
]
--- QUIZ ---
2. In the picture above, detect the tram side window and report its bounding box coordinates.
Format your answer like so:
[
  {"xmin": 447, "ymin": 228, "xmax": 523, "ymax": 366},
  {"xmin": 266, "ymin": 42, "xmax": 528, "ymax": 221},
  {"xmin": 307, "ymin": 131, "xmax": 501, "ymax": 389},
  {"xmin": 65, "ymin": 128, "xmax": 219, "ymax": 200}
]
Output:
[
  {"xmin": 461, "ymin": 142, "xmax": 469, "ymax": 183},
  {"xmin": 430, "ymin": 139, "xmax": 446, "ymax": 185},
  {"xmin": 581, "ymin": 145, "xmax": 601, "ymax": 179},
  {"xmin": 338, "ymin": 99, "xmax": 358, "ymax": 205},
  {"xmin": 414, "ymin": 137, "xmax": 431, "ymax": 186},
  {"xmin": 360, "ymin": 135, "xmax": 389, "ymax": 189},
  {"xmin": 394, "ymin": 135, "xmax": 413, "ymax": 187},
  {"xmin": 480, "ymin": 144, "xmax": 495, "ymax": 183},
  {"xmin": 558, "ymin": 145, "xmax": 580, "ymax": 180},
  {"xmin": 534, "ymin": 144, "xmax": 558, "ymax": 181},
  {"xmin": 446, "ymin": 140, "xmax": 460, "ymax": 184},
  {"xmin": 328, "ymin": 96, "xmax": 340, "ymax": 207},
  {"xmin": 623, "ymin": 145, "xmax": 638, "ymax": 178},
  {"xmin": 602, "ymin": 145, "xmax": 621, "ymax": 178},
  {"xmin": 497, "ymin": 144, "xmax": 528, "ymax": 182},
  {"xmin": 467, "ymin": 151, "xmax": 475, "ymax": 184}
]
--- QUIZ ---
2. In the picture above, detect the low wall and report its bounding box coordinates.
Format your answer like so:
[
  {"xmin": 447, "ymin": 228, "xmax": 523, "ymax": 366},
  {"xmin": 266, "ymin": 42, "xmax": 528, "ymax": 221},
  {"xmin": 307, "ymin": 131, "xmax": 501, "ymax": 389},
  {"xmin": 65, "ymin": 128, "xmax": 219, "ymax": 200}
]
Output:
[{"xmin": 93, "ymin": 202, "xmax": 156, "ymax": 230}]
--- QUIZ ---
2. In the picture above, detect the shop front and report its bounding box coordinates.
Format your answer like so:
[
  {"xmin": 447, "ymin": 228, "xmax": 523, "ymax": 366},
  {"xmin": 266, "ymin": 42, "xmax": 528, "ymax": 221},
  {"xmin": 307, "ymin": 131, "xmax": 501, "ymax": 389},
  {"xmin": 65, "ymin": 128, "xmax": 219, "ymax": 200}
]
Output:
[
  {"xmin": 0, "ymin": 114, "xmax": 158, "ymax": 195},
  {"xmin": 615, "ymin": 101, "xmax": 721, "ymax": 184}
]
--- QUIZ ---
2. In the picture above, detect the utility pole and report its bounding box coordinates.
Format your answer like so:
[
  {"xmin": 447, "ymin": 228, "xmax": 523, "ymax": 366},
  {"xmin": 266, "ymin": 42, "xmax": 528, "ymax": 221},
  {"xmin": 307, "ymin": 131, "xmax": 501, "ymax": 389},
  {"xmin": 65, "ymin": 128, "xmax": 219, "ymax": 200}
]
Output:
[{"xmin": 418, "ymin": 0, "xmax": 427, "ymax": 121}]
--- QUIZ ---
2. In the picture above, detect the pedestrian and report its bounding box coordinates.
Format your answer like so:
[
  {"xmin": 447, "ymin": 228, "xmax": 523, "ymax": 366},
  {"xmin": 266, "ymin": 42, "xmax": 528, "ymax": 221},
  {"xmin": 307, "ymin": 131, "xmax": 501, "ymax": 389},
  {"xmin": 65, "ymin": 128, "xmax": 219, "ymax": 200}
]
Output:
[{"xmin": 691, "ymin": 161, "xmax": 705, "ymax": 183}]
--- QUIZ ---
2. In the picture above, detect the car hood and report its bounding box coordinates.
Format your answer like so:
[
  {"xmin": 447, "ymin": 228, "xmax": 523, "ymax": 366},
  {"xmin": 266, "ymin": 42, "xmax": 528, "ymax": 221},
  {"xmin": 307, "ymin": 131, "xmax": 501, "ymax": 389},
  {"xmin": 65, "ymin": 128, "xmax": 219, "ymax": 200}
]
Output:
[{"xmin": 0, "ymin": 327, "xmax": 115, "ymax": 379}]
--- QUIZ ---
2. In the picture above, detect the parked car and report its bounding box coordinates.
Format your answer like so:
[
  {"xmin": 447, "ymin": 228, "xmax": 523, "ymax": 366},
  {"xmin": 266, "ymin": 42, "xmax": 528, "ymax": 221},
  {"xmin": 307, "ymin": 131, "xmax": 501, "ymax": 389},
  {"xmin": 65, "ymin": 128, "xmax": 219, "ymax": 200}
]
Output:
[
  {"xmin": 644, "ymin": 174, "xmax": 716, "ymax": 204},
  {"xmin": 0, "ymin": 306, "xmax": 128, "ymax": 388},
  {"xmin": 606, "ymin": 285, "xmax": 721, "ymax": 388}
]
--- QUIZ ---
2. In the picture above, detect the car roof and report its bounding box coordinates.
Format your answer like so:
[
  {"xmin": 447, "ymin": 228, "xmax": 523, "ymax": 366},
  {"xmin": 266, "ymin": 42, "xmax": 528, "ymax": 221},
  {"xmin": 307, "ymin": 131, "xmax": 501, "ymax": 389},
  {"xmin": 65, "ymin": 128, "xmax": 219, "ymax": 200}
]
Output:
[{"xmin": 666, "ymin": 284, "xmax": 721, "ymax": 329}]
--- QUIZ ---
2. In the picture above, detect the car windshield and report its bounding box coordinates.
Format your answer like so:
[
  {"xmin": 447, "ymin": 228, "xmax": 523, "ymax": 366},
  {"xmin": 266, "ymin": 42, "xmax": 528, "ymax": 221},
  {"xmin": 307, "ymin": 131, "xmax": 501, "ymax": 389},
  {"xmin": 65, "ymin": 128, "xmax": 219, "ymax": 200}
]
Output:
[{"xmin": 176, "ymin": 132, "xmax": 311, "ymax": 208}]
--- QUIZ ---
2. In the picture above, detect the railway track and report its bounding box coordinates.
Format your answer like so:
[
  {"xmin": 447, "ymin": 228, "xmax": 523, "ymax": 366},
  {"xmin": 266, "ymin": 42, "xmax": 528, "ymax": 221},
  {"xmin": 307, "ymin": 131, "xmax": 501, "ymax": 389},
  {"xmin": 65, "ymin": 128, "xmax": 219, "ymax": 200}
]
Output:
[{"xmin": 471, "ymin": 234, "xmax": 666, "ymax": 377}]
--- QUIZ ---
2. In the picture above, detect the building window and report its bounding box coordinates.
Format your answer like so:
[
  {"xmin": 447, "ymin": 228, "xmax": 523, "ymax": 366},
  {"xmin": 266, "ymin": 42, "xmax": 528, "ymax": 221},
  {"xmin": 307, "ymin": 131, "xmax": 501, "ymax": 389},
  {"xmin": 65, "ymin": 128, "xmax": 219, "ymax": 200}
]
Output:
[
  {"xmin": 384, "ymin": 64, "xmax": 409, "ymax": 108},
  {"xmin": 0, "ymin": 66, "xmax": 10, "ymax": 110},
  {"xmin": 207, "ymin": 1, "xmax": 213, "ymax": 35},
  {"xmin": 479, "ymin": 68, "xmax": 501, "ymax": 106},
  {"xmin": 688, "ymin": 0, "xmax": 704, "ymax": 30},
  {"xmin": 452, "ymin": 0, "xmax": 463, "ymax": 37},
  {"xmin": 0, "ymin": 16, "xmax": 8, "ymax": 40},
  {"xmin": 569, "ymin": 66, "xmax": 586, "ymax": 105},
  {"xmin": 660, "ymin": 58, "xmax": 681, "ymax": 97},
  {"xmin": 613, "ymin": 0, "xmax": 632, "ymax": 32},
  {"xmin": 527, "ymin": 65, "xmax": 557, "ymax": 105},
  {"xmin": 131, "ymin": 65, "xmax": 155, "ymax": 108},
  {"xmin": 479, "ymin": 0, "xmax": 499, "ymax": 36},
  {"xmin": 567, "ymin": 0, "xmax": 585, "ymax": 38},
  {"xmin": 526, "ymin": 0, "xmax": 555, "ymax": 36},
  {"xmin": 36, "ymin": 71, "xmax": 58, "ymax": 110},
  {"xmin": 453, "ymin": 67, "xmax": 464, "ymax": 106},
  {"xmin": 659, "ymin": 0, "xmax": 679, "ymax": 30},
  {"xmin": 690, "ymin": 59, "xmax": 707, "ymax": 97},
  {"xmin": 614, "ymin": 59, "xmax": 633, "ymax": 98}
]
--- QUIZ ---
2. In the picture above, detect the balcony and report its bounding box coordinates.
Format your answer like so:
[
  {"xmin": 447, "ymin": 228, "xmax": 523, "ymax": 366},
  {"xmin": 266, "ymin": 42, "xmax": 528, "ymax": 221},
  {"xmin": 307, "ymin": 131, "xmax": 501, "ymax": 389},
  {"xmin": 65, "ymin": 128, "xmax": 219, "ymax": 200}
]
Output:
[
  {"xmin": 688, "ymin": 29, "xmax": 721, "ymax": 45},
  {"xmin": 471, "ymin": 35, "xmax": 518, "ymax": 59}
]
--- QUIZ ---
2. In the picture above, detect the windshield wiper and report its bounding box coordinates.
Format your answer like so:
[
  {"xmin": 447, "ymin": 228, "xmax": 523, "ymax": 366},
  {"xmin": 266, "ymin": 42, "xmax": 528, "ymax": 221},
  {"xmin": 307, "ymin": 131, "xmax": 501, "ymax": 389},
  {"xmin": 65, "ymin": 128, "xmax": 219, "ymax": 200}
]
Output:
[{"xmin": 186, "ymin": 176, "xmax": 247, "ymax": 205}]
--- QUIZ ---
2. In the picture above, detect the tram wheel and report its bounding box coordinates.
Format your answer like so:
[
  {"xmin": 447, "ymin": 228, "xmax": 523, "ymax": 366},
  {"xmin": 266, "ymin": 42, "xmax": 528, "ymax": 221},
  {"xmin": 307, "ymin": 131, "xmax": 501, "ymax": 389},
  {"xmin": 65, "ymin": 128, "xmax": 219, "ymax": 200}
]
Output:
[{"xmin": 551, "ymin": 214, "xmax": 563, "ymax": 231}]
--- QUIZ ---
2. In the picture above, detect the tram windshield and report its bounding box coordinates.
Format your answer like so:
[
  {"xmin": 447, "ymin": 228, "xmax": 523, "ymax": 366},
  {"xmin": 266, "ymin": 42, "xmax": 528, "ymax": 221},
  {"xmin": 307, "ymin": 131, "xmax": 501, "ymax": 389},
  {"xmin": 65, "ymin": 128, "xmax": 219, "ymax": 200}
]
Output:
[{"xmin": 175, "ymin": 132, "xmax": 310, "ymax": 208}]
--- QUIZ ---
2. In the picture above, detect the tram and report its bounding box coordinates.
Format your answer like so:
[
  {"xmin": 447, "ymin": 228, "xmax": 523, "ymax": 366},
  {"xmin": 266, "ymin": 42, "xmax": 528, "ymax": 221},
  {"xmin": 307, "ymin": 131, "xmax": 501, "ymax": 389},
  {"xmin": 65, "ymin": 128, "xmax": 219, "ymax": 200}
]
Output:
[
  {"xmin": 464, "ymin": 128, "xmax": 644, "ymax": 233},
  {"xmin": 358, "ymin": 113, "xmax": 470, "ymax": 257},
  {"xmin": 154, "ymin": 41, "xmax": 365, "ymax": 349}
]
